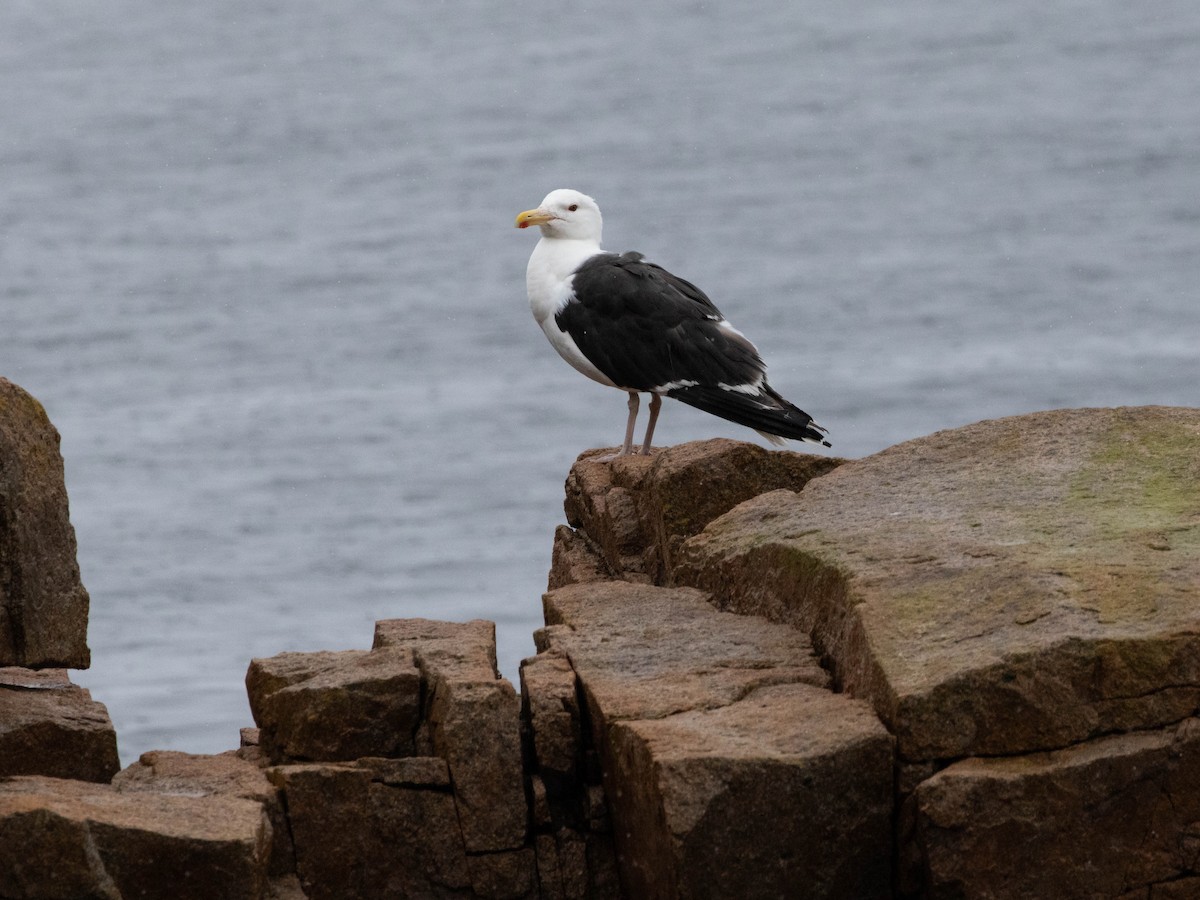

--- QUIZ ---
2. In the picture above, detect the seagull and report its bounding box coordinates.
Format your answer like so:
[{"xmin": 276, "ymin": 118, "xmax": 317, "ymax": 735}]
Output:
[{"xmin": 516, "ymin": 189, "xmax": 830, "ymax": 457}]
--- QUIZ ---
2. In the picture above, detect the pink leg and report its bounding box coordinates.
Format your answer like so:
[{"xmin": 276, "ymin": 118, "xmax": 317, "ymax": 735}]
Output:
[
  {"xmin": 640, "ymin": 394, "xmax": 662, "ymax": 455},
  {"xmin": 620, "ymin": 392, "xmax": 639, "ymax": 456}
]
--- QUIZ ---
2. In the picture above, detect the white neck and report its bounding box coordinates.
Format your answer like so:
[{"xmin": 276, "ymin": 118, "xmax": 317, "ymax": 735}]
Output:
[{"xmin": 526, "ymin": 235, "xmax": 602, "ymax": 325}]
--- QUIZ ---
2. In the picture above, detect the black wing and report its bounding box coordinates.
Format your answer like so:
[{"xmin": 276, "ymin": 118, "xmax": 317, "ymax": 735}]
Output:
[
  {"xmin": 558, "ymin": 252, "xmax": 831, "ymax": 447},
  {"xmin": 557, "ymin": 252, "xmax": 765, "ymax": 393}
]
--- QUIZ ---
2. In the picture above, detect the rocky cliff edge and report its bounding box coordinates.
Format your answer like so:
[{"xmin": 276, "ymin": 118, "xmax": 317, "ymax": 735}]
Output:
[{"xmin": 2, "ymin": 381, "xmax": 1198, "ymax": 900}]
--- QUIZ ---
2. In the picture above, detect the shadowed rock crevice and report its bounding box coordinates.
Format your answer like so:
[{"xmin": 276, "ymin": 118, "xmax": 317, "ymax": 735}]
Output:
[{"xmin": 521, "ymin": 641, "xmax": 621, "ymax": 900}]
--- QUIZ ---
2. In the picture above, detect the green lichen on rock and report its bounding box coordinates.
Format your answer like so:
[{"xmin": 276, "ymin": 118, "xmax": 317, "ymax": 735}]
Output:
[
  {"xmin": 1067, "ymin": 415, "xmax": 1200, "ymax": 549},
  {"xmin": 675, "ymin": 407, "xmax": 1200, "ymax": 761}
]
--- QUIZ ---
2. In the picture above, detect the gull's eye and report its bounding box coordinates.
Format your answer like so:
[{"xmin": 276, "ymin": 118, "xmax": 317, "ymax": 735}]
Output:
[{"xmin": 568, "ymin": 204, "xmax": 578, "ymax": 212}]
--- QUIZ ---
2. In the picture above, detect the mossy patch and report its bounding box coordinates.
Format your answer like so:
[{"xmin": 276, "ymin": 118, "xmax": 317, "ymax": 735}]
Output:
[
  {"xmin": 1052, "ymin": 416, "xmax": 1200, "ymax": 621},
  {"xmin": 675, "ymin": 409, "xmax": 1200, "ymax": 761},
  {"xmin": 1068, "ymin": 417, "xmax": 1200, "ymax": 541}
]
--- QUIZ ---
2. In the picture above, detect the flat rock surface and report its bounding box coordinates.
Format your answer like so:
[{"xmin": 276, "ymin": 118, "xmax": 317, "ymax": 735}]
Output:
[
  {"xmin": 677, "ymin": 407, "xmax": 1200, "ymax": 760},
  {"xmin": 542, "ymin": 581, "xmax": 829, "ymax": 725},
  {"xmin": 372, "ymin": 617, "xmax": 501, "ymax": 682},
  {"xmin": 114, "ymin": 749, "xmax": 280, "ymax": 801}
]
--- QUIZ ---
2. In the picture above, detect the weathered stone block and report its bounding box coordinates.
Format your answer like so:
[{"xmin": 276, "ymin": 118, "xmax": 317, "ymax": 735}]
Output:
[
  {"xmin": 0, "ymin": 667, "xmax": 119, "ymax": 782},
  {"xmin": 372, "ymin": 617, "xmax": 500, "ymax": 680},
  {"xmin": 113, "ymin": 749, "xmax": 292, "ymax": 876},
  {"xmin": 425, "ymin": 671, "xmax": 525, "ymax": 854},
  {"xmin": 541, "ymin": 582, "xmax": 829, "ymax": 726},
  {"xmin": 609, "ymin": 683, "xmax": 893, "ymax": 900},
  {"xmin": 548, "ymin": 524, "xmax": 612, "ymax": 589},
  {"xmin": 245, "ymin": 647, "xmax": 421, "ymax": 764},
  {"xmin": 909, "ymin": 718, "xmax": 1200, "ymax": 899},
  {"xmin": 0, "ymin": 378, "xmax": 91, "ymax": 669},
  {"xmin": 539, "ymin": 581, "xmax": 892, "ymax": 899},
  {"xmin": 466, "ymin": 848, "xmax": 537, "ymax": 900},
  {"xmin": 0, "ymin": 775, "xmax": 270, "ymax": 900},
  {"xmin": 520, "ymin": 650, "xmax": 582, "ymax": 780},
  {"xmin": 563, "ymin": 439, "xmax": 842, "ymax": 583},
  {"xmin": 676, "ymin": 407, "xmax": 1200, "ymax": 762},
  {"xmin": 272, "ymin": 759, "xmax": 473, "ymax": 900},
  {"xmin": 374, "ymin": 618, "xmax": 526, "ymax": 853}
]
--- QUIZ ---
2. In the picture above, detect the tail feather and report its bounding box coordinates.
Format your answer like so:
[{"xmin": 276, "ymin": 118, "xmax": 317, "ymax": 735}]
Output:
[{"xmin": 667, "ymin": 384, "xmax": 831, "ymax": 447}]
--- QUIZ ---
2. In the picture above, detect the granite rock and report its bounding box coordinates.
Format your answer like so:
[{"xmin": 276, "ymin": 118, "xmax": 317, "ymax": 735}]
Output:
[
  {"xmin": 373, "ymin": 618, "xmax": 526, "ymax": 853},
  {"xmin": 909, "ymin": 718, "xmax": 1200, "ymax": 899},
  {"xmin": 271, "ymin": 758, "xmax": 476, "ymax": 900},
  {"xmin": 0, "ymin": 774, "xmax": 270, "ymax": 900},
  {"xmin": 541, "ymin": 581, "xmax": 830, "ymax": 725},
  {"xmin": 0, "ymin": 378, "xmax": 91, "ymax": 669},
  {"xmin": 113, "ymin": 749, "xmax": 293, "ymax": 876},
  {"xmin": 538, "ymin": 580, "xmax": 893, "ymax": 899},
  {"xmin": 547, "ymin": 524, "xmax": 612, "ymax": 590},
  {"xmin": 0, "ymin": 667, "xmax": 119, "ymax": 782},
  {"xmin": 520, "ymin": 650, "xmax": 583, "ymax": 782},
  {"xmin": 560, "ymin": 439, "xmax": 841, "ymax": 585},
  {"xmin": 609, "ymin": 683, "xmax": 893, "ymax": 899},
  {"xmin": 245, "ymin": 646, "xmax": 421, "ymax": 764},
  {"xmin": 676, "ymin": 407, "xmax": 1200, "ymax": 761}
]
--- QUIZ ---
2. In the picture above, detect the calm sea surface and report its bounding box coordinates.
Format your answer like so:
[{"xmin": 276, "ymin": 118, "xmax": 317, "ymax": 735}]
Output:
[{"xmin": 3, "ymin": 0, "xmax": 1198, "ymax": 763}]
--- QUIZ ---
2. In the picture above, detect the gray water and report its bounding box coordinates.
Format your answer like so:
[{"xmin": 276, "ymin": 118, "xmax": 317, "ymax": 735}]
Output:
[{"xmin": 3, "ymin": 1, "xmax": 1198, "ymax": 765}]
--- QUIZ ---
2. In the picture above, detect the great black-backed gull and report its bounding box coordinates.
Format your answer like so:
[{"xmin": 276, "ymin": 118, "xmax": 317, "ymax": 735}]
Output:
[{"xmin": 516, "ymin": 189, "xmax": 830, "ymax": 457}]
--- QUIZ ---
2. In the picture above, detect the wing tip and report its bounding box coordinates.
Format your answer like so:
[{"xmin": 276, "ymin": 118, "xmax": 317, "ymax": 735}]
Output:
[{"xmin": 756, "ymin": 430, "xmax": 833, "ymax": 449}]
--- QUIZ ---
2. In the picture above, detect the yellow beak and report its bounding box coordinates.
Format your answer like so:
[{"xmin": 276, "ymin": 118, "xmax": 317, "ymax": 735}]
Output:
[{"xmin": 515, "ymin": 208, "xmax": 555, "ymax": 229}]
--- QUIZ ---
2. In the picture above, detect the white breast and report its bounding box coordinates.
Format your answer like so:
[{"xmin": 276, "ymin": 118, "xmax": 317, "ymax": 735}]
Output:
[
  {"xmin": 526, "ymin": 236, "xmax": 618, "ymax": 389},
  {"xmin": 526, "ymin": 236, "xmax": 599, "ymax": 323}
]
